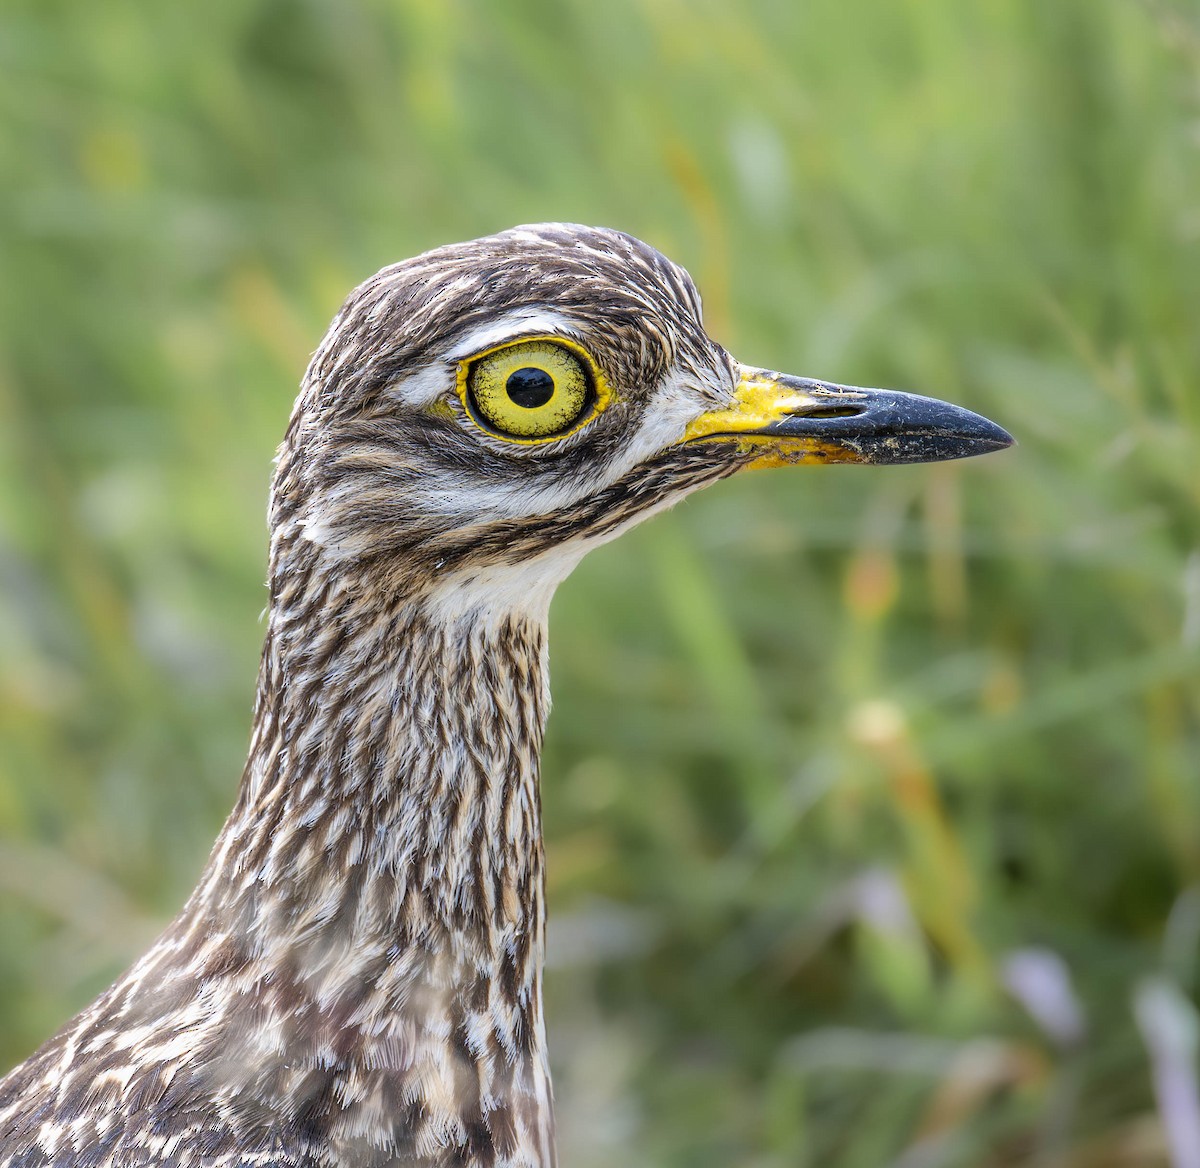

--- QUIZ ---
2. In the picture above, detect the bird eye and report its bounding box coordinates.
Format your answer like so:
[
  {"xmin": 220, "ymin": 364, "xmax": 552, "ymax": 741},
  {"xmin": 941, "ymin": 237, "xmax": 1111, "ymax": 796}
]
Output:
[{"xmin": 461, "ymin": 339, "xmax": 601, "ymax": 441}]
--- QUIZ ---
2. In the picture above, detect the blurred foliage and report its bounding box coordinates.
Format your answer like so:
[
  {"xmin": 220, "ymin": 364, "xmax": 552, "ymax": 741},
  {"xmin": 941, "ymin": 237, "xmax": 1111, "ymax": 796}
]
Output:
[{"xmin": 1, "ymin": 0, "xmax": 1199, "ymax": 1164}]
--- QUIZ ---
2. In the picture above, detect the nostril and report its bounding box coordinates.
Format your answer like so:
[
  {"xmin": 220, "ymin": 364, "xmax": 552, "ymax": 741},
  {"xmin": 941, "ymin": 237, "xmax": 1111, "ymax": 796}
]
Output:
[{"xmin": 803, "ymin": 406, "xmax": 866, "ymax": 419}]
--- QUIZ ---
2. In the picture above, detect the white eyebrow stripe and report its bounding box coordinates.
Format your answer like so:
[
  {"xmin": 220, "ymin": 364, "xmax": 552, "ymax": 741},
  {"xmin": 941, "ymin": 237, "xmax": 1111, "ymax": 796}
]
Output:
[
  {"xmin": 384, "ymin": 309, "xmax": 583, "ymax": 408},
  {"xmin": 445, "ymin": 310, "xmax": 581, "ymax": 360}
]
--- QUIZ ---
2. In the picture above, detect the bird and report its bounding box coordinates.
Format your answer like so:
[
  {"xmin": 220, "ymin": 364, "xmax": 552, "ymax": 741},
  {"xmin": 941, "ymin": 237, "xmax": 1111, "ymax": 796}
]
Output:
[{"xmin": 0, "ymin": 224, "xmax": 1011, "ymax": 1168}]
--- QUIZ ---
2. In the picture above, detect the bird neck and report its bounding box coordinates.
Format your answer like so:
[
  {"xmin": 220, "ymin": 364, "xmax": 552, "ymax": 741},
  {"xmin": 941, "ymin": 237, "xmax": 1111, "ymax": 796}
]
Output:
[
  {"xmin": 173, "ymin": 568, "xmax": 558, "ymax": 1166},
  {"xmin": 230, "ymin": 594, "xmax": 551, "ymax": 956}
]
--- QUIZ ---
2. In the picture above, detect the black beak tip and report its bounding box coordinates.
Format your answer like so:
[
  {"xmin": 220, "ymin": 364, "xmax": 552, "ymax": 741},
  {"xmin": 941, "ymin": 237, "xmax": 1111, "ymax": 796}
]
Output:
[
  {"xmin": 864, "ymin": 401, "xmax": 1015, "ymax": 465},
  {"xmin": 948, "ymin": 410, "xmax": 1016, "ymax": 456}
]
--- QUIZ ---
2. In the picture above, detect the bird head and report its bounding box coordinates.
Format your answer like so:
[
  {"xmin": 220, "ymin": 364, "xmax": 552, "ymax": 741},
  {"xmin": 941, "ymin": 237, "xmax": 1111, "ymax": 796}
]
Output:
[{"xmin": 273, "ymin": 224, "xmax": 1011, "ymax": 612}]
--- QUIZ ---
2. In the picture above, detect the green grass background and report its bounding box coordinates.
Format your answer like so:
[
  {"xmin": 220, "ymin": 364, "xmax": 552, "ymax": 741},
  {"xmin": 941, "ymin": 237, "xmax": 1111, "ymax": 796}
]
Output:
[{"xmin": 2, "ymin": 1, "xmax": 1199, "ymax": 1164}]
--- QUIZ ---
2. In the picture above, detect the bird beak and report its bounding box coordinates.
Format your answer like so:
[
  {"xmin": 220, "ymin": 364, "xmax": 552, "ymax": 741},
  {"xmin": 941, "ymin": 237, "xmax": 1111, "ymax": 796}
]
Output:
[{"xmin": 682, "ymin": 365, "xmax": 1013, "ymax": 467}]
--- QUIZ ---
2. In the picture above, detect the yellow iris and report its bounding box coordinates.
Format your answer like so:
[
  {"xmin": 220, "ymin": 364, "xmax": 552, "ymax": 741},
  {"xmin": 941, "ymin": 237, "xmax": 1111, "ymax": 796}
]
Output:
[{"xmin": 464, "ymin": 339, "xmax": 595, "ymax": 440}]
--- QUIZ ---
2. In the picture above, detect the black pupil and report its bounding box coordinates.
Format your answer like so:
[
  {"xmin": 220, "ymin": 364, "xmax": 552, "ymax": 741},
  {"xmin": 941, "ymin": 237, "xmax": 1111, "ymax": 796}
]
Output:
[{"xmin": 506, "ymin": 367, "xmax": 555, "ymax": 409}]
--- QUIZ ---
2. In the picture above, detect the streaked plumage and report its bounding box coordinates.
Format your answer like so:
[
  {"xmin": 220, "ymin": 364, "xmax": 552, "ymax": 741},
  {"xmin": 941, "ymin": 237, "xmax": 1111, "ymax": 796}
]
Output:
[{"xmin": 0, "ymin": 224, "xmax": 1011, "ymax": 1167}]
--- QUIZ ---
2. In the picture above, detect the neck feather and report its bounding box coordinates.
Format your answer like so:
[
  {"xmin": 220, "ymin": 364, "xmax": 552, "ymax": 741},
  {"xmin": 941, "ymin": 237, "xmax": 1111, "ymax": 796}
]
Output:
[{"xmin": 120, "ymin": 555, "xmax": 558, "ymax": 1166}]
